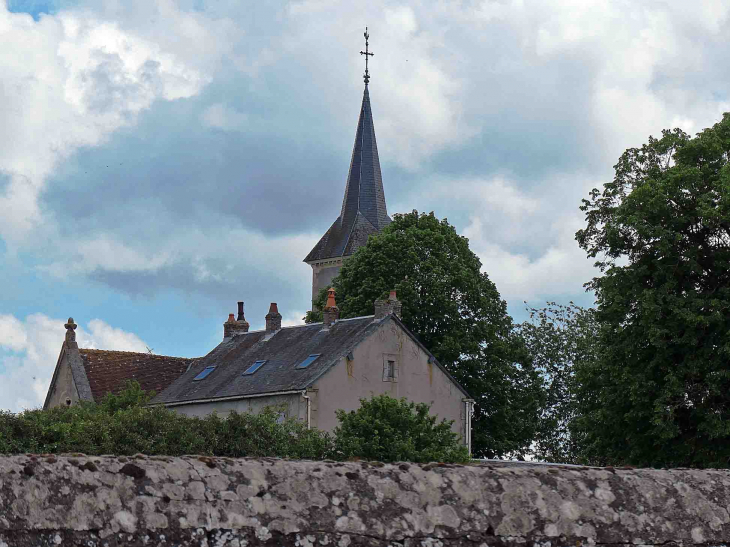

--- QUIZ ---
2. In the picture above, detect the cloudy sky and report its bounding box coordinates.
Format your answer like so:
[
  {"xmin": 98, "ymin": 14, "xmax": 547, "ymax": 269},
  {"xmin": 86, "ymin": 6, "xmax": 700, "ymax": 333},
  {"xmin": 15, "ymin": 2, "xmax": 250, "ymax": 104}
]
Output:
[{"xmin": 1, "ymin": 0, "xmax": 728, "ymax": 412}]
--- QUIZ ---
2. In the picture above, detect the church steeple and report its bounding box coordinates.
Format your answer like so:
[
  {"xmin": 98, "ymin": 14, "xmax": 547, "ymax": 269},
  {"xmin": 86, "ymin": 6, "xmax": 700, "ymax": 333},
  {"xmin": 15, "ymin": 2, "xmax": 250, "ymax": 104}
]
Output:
[
  {"xmin": 338, "ymin": 85, "xmax": 390, "ymax": 236},
  {"xmin": 304, "ymin": 29, "xmax": 391, "ymax": 307}
]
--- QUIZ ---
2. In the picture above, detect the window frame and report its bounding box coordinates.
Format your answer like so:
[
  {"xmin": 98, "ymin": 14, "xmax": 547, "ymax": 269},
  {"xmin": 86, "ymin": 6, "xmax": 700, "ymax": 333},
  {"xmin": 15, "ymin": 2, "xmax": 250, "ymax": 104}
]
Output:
[
  {"xmin": 296, "ymin": 354, "xmax": 321, "ymax": 369},
  {"xmin": 243, "ymin": 359, "xmax": 267, "ymax": 376},
  {"xmin": 382, "ymin": 354, "xmax": 399, "ymax": 382},
  {"xmin": 193, "ymin": 365, "xmax": 216, "ymax": 381}
]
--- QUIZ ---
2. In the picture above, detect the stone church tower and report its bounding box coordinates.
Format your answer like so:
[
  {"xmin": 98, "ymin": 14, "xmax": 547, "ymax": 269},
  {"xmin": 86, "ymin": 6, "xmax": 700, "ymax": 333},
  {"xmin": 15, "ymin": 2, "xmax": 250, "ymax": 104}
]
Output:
[{"xmin": 303, "ymin": 30, "xmax": 390, "ymax": 308}]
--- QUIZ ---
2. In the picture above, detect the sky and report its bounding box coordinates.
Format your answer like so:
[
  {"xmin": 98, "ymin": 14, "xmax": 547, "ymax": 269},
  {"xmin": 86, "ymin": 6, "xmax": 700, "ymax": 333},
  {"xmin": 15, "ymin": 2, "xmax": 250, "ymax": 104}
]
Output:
[{"xmin": 1, "ymin": 0, "xmax": 729, "ymax": 412}]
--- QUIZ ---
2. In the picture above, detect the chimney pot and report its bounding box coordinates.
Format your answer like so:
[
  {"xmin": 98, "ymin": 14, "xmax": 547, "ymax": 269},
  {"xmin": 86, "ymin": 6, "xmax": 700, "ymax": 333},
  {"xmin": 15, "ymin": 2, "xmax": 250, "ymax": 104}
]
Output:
[
  {"xmin": 323, "ymin": 288, "xmax": 340, "ymax": 328},
  {"xmin": 224, "ymin": 302, "xmax": 250, "ymax": 339},
  {"xmin": 265, "ymin": 302, "xmax": 282, "ymax": 333}
]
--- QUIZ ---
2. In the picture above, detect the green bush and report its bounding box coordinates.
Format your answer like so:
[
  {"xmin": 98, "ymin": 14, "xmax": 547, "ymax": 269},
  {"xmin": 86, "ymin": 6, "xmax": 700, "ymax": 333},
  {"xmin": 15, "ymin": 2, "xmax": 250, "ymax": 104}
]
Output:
[
  {"xmin": 0, "ymin": 382, "xmax": 333, "ymax": 458},
  {"xmin": 332, "ymin": 394, "xmax": 470, "ymax": 463},
  {"xmin": 0, "ymin": 384, "xmax": 468, "ymax": 463}
]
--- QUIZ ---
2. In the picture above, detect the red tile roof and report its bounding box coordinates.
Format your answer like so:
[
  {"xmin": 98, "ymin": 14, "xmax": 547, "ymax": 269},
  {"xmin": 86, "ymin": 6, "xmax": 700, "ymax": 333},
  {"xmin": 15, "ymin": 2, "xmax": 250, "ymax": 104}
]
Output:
[{"xmin": 78, "ymin": 349, "xmax": 193, "ymax": 402}]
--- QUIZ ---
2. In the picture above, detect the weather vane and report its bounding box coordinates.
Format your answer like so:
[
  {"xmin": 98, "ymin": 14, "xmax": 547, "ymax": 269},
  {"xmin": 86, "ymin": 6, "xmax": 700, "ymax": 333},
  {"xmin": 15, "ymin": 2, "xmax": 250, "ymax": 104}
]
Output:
[{"xmin": 360, "ymin": 27, "xmax": 374, "ymax": 85}]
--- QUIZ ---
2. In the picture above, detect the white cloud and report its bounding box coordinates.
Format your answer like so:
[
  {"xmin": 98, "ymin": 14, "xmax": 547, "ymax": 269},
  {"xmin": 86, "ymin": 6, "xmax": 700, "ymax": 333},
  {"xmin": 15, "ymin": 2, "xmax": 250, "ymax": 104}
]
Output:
[
  {"xmin": 464, "ymin": 215, "xmax": 595, "ymax": 302},
  {"xmin": 3, "ymin": 0, "xmax": 730, "ymax": 350},
  {"xmin": 0, "ymin": 2, "xmax": 210, "ymax": 246},
  {"xmin": 0, "ymin": 313, "xmax": 147, "ymax": 412},
  {"xmin": 281, "ymin": 310, "xmax": 306, "ymax": 328},
  {"xmin": 200, "ymin": 102, "xmax": 248, "ymax": 131}
]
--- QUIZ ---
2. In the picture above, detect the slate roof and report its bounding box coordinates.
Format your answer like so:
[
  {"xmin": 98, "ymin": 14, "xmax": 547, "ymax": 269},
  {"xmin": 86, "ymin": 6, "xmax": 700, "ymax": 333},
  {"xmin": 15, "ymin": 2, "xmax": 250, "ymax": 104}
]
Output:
[
  {"xmin": 151, "ymin": 314, "xmax": 471, "ymax": 406},
  {"xmin": 78, "ymin": 349, "xmax": 192, "ymax": 402},
  {"xmin": 304, "ymin": 85, "xmax": 390, "ymax": 263},
  {"xmin": 151, "ymin": 316, "xmax": 380, "ymax": 405}
]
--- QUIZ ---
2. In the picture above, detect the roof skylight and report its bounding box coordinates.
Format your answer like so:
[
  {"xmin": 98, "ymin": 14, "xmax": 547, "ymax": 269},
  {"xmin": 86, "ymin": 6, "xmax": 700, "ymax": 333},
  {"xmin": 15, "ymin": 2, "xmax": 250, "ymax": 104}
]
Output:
[
  {"xmin": 296, "ymin": 354, "xmax": 321, "ymax": 369},
  {"xmin": 193, "ymin": 365, "xmax": 216, "ymax": 381},
  {"xmin": 243, "ymin": 360, "xmax": 267, "ymax": 375}
]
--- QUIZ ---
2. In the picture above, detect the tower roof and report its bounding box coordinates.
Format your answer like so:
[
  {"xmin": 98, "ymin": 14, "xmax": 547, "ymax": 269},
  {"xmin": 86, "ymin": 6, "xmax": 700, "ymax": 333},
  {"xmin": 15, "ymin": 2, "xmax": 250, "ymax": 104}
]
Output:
[{"xmin": 304, "ymin": 85, "xmax": 390, "ymax": 263}]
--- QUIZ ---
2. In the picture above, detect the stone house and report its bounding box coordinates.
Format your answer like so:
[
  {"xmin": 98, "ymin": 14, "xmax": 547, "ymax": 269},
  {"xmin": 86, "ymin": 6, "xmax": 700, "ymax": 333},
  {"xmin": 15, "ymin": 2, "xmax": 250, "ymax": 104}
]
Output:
[{"xmin": 150, "ymin": 291, "xmax": 474, "ymax": 452}]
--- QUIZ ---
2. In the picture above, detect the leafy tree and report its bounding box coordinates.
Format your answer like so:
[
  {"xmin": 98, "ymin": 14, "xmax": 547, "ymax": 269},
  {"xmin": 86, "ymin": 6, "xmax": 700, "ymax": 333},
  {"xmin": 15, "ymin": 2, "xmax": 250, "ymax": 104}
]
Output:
[
  {"xmin": 517, "ymin": 302, "xmax": 598, "ymax": 463},
  {"xmin": 332, "ymin": 394, "xmax": 470, "ymax": 463},
  {"xmin": 98, "ymin": 380, "xmax": 156, "ymax": 413},
  {"xmin": 309, "ymin": 210, "xmax": 543, "ymax": 459},
  {"xmin": 575, "ymin": 113, "xmax": 730, "ymax": 467}
]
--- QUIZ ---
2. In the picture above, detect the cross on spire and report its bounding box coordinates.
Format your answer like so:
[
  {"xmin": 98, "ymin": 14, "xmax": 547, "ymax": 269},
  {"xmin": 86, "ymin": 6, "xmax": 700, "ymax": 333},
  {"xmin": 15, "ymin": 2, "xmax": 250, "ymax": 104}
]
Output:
[{"xmin": 360, "ymin": 27, "xmax": 374, "ymax": 85}]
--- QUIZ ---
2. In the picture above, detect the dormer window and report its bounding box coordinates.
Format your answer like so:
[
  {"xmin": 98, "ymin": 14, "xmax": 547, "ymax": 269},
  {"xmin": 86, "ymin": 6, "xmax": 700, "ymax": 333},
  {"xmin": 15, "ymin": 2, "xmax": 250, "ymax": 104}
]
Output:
[
  {"xmin": 193, "ymin": 366, "xmax": 216, "ymax": 381},
  {"xmin": 243, "ymin": 360, "xmax": 267, "ymax": 375},
  {"xmin": 296, "ymin": 354, "xmax": 321, "ymax": 369}
]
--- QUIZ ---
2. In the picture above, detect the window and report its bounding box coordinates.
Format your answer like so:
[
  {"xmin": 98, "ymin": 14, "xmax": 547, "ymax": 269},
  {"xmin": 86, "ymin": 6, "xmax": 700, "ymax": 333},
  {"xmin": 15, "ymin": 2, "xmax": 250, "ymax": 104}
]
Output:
[
  {"xmin": 386, "ymin": 361, "xmax": 395, "ymax": 379},
  {"xmin": 193, "ymin": 366, "xmax": 216, "ymax": 381},
  {"xmin": 382, "ymin": 355, "xmax": 398, "ymax": 382},
  {"xmin": 243, "ymin": 360, "xmax": 267, "ymax": 375},
  {"xmin": 296, "ymin": 354, "xmax": 321, "ymax": 369}
]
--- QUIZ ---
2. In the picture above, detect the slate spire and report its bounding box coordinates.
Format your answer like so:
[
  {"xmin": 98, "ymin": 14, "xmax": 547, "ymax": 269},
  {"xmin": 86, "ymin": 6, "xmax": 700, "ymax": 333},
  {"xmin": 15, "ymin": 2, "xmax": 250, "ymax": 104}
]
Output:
[
  {"xmin": 339, "ymin": 84, "xmax": 389, "ymax": 233},
  {"xmin": 303, "ymin": 79, "xmax": 390, "ymax": 263}
]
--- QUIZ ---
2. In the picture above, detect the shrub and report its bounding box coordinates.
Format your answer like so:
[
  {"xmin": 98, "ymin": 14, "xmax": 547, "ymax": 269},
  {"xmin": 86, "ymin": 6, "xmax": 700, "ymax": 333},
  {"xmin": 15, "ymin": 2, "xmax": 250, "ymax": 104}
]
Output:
[
  {"xmin": 332, "ymin": 394, "xmax": 470, "ymax": 463},
  {"xmin": 0, "ymin": 382, "xmax": 334, "ymax": 458}
]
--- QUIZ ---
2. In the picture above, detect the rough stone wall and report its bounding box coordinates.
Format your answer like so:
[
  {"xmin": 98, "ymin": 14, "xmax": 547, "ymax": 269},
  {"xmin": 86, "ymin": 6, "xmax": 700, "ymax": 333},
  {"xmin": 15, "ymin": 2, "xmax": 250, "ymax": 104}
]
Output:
[{"xmin": 1, "ymin": 455, "xmax": 729, "ymax": 547}]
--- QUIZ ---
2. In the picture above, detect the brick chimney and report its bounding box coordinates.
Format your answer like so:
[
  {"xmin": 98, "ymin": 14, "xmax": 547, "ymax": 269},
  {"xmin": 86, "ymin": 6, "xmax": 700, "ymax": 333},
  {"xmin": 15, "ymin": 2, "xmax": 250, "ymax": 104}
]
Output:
[
  {"xmin": 374, "ymin": 290, "xmax": 402, "ymax": 320},
  {"xmin": 265, "ymin": 303, "xmax": 282, "ymax": 333},
  {"xmin": 234, "ymin": 301, "xmax": 250, "ymax": 333},
  {"xmin": 323, "ymin": 288, "xmax": 340, "ymax": 328},
  {"xmin": 223, "ymin": 302, "xmax": 250, "ymax": 339},
  {"xmin": 223, "ymin": 313, "xmax": 237, "ymax": 338}
]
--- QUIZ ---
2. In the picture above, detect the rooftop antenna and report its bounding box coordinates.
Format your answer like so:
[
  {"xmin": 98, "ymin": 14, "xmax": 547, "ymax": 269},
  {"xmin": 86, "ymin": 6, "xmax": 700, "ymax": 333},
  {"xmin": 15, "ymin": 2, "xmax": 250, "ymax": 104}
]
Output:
[{"xmin": 360, "ymin": 27, "xmax": 374, "ymax": 85}]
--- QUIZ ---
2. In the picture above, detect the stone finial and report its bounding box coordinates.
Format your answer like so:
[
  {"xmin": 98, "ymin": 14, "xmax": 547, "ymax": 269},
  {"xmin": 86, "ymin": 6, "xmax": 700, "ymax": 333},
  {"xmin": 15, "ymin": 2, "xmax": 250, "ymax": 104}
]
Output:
[
  {"xmin": 374, "ymin": 289, "xmax": 402, "ymax": 320},
  {"xmin": 64, "ymin": 317, "xmax": 77, "ymax": 344},
  {"xmin": 265, "ymin": 303, "xmax": 282, "ymax": 333},
  {"xmin": 323, "ymin": 288, "xmax": 340, "ymax": 328}
]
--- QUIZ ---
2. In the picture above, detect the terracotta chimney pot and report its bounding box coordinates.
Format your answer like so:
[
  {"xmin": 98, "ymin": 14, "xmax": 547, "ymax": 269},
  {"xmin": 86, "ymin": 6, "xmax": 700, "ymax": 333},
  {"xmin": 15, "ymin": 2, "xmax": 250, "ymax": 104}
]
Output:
[{"xmin": 323, "ymin": 288, "xmax": 340, "ymax": 328}]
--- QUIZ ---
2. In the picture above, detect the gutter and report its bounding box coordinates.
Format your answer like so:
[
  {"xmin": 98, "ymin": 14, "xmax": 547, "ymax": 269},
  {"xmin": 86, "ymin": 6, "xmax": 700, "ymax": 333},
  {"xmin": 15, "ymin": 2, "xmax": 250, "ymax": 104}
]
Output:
[
  {"xmin": 463, "ymin": 398, "xmax": 475, "ymax": 457},
  {"xmin": 301, "ymin": 390, "xmax": 311, "ymax": 430},
  {"xmin": 155, "ymin": 389, "xmax": 304, "ymax": 408}
]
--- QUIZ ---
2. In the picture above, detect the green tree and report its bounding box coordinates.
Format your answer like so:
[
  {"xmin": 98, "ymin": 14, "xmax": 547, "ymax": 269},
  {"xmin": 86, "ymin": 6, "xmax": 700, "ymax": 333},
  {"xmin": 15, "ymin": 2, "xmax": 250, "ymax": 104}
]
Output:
[
  {"xmin": 575, "ymin": 113, "xmax": 730, "ymax": 467},
  {"xmin": 517, "ymin": 302, "xmax": 598, "ymax": 463},
  {"xmin": 333, "ymin": 394, "xmax": 469, "ymax": 463},
  {"xmin": 309, "ymin": 210, "xmax": 543, "ymax": 459}
]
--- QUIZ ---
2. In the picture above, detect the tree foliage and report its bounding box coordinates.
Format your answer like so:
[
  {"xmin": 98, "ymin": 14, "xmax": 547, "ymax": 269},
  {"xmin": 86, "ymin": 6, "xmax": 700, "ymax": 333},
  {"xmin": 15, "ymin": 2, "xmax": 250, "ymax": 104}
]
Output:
[
  {"xmin": 575, "ymin": 113, "xmax": 730, "ymax": 467},
  {"xmin": 517, "ymin": 303, "xmax": 598, "ymax": 463},
  {"xmin": 332, "ymin": 394, "xmax": 470, "ymax": 463},
  {"xmin": 309, "ymin": 210, "xmax": 543, "ymax": 459}
]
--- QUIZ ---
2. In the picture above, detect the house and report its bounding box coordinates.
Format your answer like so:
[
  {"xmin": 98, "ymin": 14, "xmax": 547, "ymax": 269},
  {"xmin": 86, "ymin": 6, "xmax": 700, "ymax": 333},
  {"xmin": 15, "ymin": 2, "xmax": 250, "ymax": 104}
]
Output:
[
  {"xmin": 150, "ymin": 290, "xmax": 474, "ymax": 452},
  {"xmin": 43, "ymin": 318, "xmax": 192, "ymax": 409}
]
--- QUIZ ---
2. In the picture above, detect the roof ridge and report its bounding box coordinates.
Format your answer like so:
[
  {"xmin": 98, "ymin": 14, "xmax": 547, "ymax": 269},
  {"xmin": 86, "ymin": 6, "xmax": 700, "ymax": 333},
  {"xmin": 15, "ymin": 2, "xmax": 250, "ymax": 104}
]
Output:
[{"xmin": 79, "ymin": 348, "xmax": 190, "ymax": 359}]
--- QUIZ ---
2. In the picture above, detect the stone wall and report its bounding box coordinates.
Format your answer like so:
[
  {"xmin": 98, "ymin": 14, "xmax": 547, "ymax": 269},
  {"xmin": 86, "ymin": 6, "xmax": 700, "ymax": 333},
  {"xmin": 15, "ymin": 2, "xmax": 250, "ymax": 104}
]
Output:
[{"xmin": 1, "ymin": 454, "xmax": 728, "ymax": 546}]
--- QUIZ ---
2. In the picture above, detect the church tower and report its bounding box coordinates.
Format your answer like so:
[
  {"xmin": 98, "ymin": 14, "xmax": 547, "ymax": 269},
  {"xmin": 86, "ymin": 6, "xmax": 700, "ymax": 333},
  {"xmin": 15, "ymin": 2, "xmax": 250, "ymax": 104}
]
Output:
[{"xmin": 304, "ymin": 29, "xmax": 391, "ymax": 308}]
